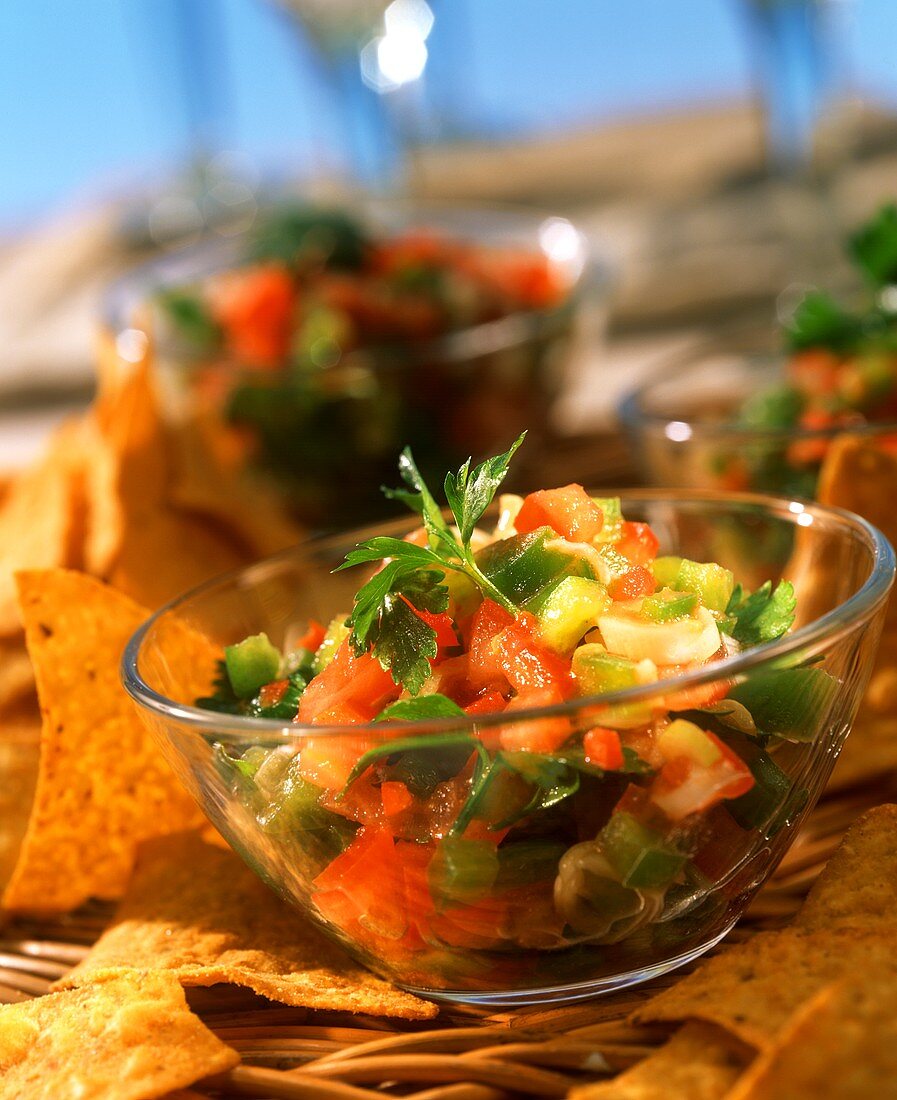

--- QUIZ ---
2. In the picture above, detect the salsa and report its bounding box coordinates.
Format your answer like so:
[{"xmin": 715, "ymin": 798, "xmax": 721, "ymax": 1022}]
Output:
[
  {"xmin": 156, "ymin": 205, "xmax": 575, "ymax": 525},
  {"xmin": 199, "ymin": 437, "xmax": 830, "ymax": 991},
  {"xmin": 716, "ymin": 204, "xmax": 897, "ymax": 496}
]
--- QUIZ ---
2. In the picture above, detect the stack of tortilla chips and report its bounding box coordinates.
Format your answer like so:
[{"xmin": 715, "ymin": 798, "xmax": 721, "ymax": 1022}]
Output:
[{"xmin": 0, "ymin": 336, "xmax": 435, "ymax": 1098}]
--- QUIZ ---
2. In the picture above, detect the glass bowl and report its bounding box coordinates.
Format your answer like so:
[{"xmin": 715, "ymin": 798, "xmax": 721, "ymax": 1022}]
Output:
[
  {"xmin": 122, "ymin": 491, "xmax": 893, "ymax": 1006},
  {"xmin": 104, "ymin": 202, "xmax": 609, "ymax": 528},
  {"xmin": 618, "ymin": 332, "xmax": 897, "ymax": 498}
]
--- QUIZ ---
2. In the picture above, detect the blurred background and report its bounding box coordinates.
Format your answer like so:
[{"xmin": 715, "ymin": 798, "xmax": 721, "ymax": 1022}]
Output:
[{"xmin": 4, "ymin": 0, "xmax": 897, "ymax": 479}]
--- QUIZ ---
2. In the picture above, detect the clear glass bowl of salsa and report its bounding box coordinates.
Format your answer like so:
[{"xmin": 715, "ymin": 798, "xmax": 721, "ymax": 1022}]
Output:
[
  {"xmin": 122, "ymin": 489, "xmax": 892, "ymax": 1006},
  {"xmin": 104, "ymin": 201, "xmax": 606, "ymax": 528}
]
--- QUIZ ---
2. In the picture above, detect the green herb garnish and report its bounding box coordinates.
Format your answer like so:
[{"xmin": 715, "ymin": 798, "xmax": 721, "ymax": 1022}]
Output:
[
  {"xmin": 337, "ymin": 434, "xmax": 526, "ymax": 694},
  {"xmin": 725, "ymin": 580, "xmax": 796, "ymax": 646}
]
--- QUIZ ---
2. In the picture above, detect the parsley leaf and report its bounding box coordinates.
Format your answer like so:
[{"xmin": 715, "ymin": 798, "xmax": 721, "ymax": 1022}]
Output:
[
  {"xmin": 849, "ymin": 202, "xmax": 897, "ymax": 287},
  {"xmin": 337, "ymin": 437, "xmax": 528, "ymax": 694},
  {"xmin": 196, "ymin": 659, "xmax": 242, "ymax": 715},
  {"xmin": 725, "ymin": 580, "xmax": 796, "ymax": 646},
  {"xmin": 444, "ymin": 433, "xmax": 526, "ymax": 544},
  {"xmin": 783, "ymin": 291, "xmax": 863, "ymax": 354},
  {"xmin": 377, "ymin": 694, "xmax": 466, "ymax": 721}
]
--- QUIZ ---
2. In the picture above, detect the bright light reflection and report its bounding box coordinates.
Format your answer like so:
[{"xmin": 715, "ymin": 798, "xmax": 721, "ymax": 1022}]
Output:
[
  {"xmin": 665, "ymin": 421, "xmax": 693, "ymax": 443},
  {"xmin": 539, "ymin": 218, "xmax": 581, "ymax": 263},
  {"xmin": 361, "ymin": 0, "xmax": 433, "ymax": 91},
  {"xmin": 788, "ymin": 501, "xmax": 805, "ymax": 513},
  {"xmin": 377, "ymin": 30, "xmax": 427, "ymax": 85},
  {"xmin": 116, "ymin": 329, "xmax": 148, "ymax": 364},
  {"xmin": 384, "ymin": 0, "xmax": 434, "ymax": 39},
  {"xmin": 796, "ymin": 512, "xmax": 814, "ymax": 527}
]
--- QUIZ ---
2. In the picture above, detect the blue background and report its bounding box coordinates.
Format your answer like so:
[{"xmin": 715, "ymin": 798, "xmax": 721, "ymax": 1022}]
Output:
[{"xmin": 1, "ymin": 0, "xmax": 894, "ymax": 225}]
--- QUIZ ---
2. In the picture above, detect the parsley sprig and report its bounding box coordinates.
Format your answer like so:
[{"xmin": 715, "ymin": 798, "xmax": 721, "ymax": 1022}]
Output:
[
  {"xmin": 725, "ymin": 580, "xmax": 796, "ymax": 646},
  {"xmin": 336, "ymin": 434, "xmax": 526, "ymax": 695}
]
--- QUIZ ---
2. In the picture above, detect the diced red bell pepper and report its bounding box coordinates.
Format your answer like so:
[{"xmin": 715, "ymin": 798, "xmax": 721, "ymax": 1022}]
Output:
[
  {"xmin": 495, "ymin": 612, "xmax": 571, "ymax": 693},
  {"xmin": 464, "ymin": 689, "xmax": 508, "ymax": 716},
  {"xmin": 515, "ymin": 484, "xmax": 604, "ymax": 542},
  {"xmin": 381, "ymin": 780, "xmax": 414, "ymax": 818},
  {"xmin": 467, "ymin": 599, "xmax": 515, "ymax": 690},
  {"xmin": 583, "ymin": 726, "xmax": 624, "ymax": 770},
  {"xmin": 499, "ymin": 684, "xmax": 572, "ymax": 752},
  {"xmin": 615, "ymin": 522, "xmax": 660, "ymax": 566},
  {"xmin": 609, "ymin": 565, "xmax": 656, "ymax": 601},
  {"xmin": 211, "ymin": 264, "xmax": 295, "ymax": 365},
  {"xmin": 297, "ymin": 640, "xmax": 399, "ymax": 724},
  {"xmin": 258, "ymin": 679, "xmax": 289, "ymax": 708},
  {"xmin": 404, "ymin": 600, "xmax": 458, "ymax": 659},
  {"xmin": 296, "ymin": 619, "xmax": 326, "ymax": 653}
]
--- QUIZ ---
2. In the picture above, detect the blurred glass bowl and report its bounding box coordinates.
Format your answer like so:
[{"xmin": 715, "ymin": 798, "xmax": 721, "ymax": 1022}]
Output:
[
  {"xmin": 105, "ymin": 202, "xmax": 609, "ymax": 528},
  {"xmin": 123, "ymin": 491, "xmax": 892, "ymax": 1006},
  {"xmin": 619, "ymin": 332, "xmax": 897, "ymax": 498}
]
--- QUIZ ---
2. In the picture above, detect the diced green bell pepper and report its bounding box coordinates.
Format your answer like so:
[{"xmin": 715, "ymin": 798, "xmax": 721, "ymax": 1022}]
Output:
[
  {"xmin": 525, "ymin": 576, "xmax": 611, "ymax": 653},
  {"xmin": 572, "ymin": 645, "xmax": 640, "ymax": 693},
  {"xmin": 224, "ymin": 633, "xmax": 282, "ymax": 699},
  {"xmin": 666, "ymin": 559, "xmax": 735, "ymax": 613},
  {"xmin": 600, "ymin": 811, "xmax": 686, "ymax": 889},
  {"xmin": 641, "ymin": 588, "xmax": 698, "ymax": 623},
  {"xmin": 495, "ymin": 840, "xmax": 567, "ymax": 888},
  {"xmin": 311, "ymin": 617, "xmax": 351, "ymax": 676},
  {"xmin": 259, "ymin": 760, "xmax": 358, "ymax": 861},
  {"xmin": 428, "ymin": 838, "xmax": 499, "ymax": 905},
  {"xmin": 726, "ymin": 750, "xmax": 791, "ymax": 830},
  {"xmin": 475, "ymin": 527, "xmax": 592, "ymax": 603},
  {"xmin": 652, "ymin": 556, "xmax": 683, "ymax": 588}
]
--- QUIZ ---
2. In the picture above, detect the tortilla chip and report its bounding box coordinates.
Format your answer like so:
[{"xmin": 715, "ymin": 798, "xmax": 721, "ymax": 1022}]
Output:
[
  {"xmin": 0, "ymin": 425, "xmax": 85, "ymax": 637},
  {"xmin": 0, "ymin": 710, "xmax": 40, "ymax": 891},
  {"xmin": 728, "ymin": 976, "xmax": 897, "ymax": 1099},
  {"xmin": 56, "ymin": 831, "xmax": 437, "ymax": 1021},
  {"xmin": 796, "ymin": 803, "xmax": 897, "ymax": 932},
  {"xmin": 169, "ymin": 415, "xmax": 302, "ymax": 561},
  {"xmin": 0, "ymin": 638, "xmax": 34, "ymax": 711},
  {"xmin": 570, "ymin": 1022, "xmax": 750, "ymax": 1100},
  {"xmin": 0, "ymin": 970, "xmax": 238, "ymax": 1099},
  {"xmin": 633, "ymin": 927, "xmax": 897, "ymax": 1050},
  {"xmin": 1, "ymin": 570, "xmax": 208, "ymax": 912}
]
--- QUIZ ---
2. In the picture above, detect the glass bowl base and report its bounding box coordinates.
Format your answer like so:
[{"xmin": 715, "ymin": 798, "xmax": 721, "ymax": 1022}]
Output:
[{"xmin": 398, "ymin": 919, "xmax": 737, "ymax": 1008}]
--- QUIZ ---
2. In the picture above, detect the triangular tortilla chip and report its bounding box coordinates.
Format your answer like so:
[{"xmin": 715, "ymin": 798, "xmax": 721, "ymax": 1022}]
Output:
[
  {"xmin": 0, "ymin": 970, "xmax": 238, "ymax": 1099},
  {"xmin": 728, "ymin": 975, "xmax": 897, "ymax": 1099},
  {"xmin": 1, "ymin": 570, "xmax": 213, "ymax": 912},
  {"xmin": 0, "ymin": 422, "xmax": 86, "ymax": 636},
  {"xmin": 56, "ymin": 831, "xmax": 437, "ymax": 1021},
  {"xmin": 570, "ymin": 1021, "xmax": 750, "ymax": 1100},
  {"xmin": 0, "ymin": 705, "xmax": 40, "ymax": 892}
]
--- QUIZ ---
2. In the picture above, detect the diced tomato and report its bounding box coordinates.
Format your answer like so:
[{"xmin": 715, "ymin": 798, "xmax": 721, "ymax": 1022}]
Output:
[
  {"xmin": 422, "ymin": 653, "xmax": 473, "ymax": 705},
  {"xmin": 787, "ymin": 407, "xmax": 837, "ymax": 467},
  {"xmin": 297, "ymin": 641, "xmax": 399, "ymax": 724},
  {"xmin": 788, "ymin": 348, "xmax": 842, "ymax": 396},
  {"xmin": 211, "ymin": 264, "xmax": 295, "ymax": 365},
  {"xmin": 608, "ymin": 565, "xmax": 656, "ymax": 601},
  {"xmin": 299, "ymin": 731, "xmax": 373, "ymax": 789},
  {"xmin": 403, "ymin": 526, "xmax": 429, "ymax": 547},
  {"xmin": 404, "ymin": 600, "xmax": 458, "ymax": 658},
  {"xmin": 296, "ymin": 619, "xmax": 326, "ymax": 653},
  {"xmin": 495, "ymin": 612, "xmax": 571, "ymax": 693},
  {"xmin": 717, "ymin": 459, "xmax": 751, "ymax": 492},
  {"xmin": 258, "ymin": 679, "xmax": 289, "ymax": 708},
  {"xmin": 467, "ymin": 599, "xmax": 515, "ymax": 690},
  {"xmin": 649, "ymin": 731, "xmax": 754, "ymax": 822},
  {"xmin": 659, "ymin": 673, "xmax": 730, "ymax": 711},
  {"xmin": 381, "ymin": 780, "xmax": 414, "ymax": 818},
  {"xmin": 615, "ymin": 522, "xmax": 660, "ymax": 566},
  {"xmin": 515, "ymin": 484, "xmax": 604, "ymax": 542},
  {"xmin": 464, "ymin": 689, "xmax": 508, "ymax": 716},
  {"xmin": 499, "ymin": 684, "xmax": 572, "ymax": 752},
  {"xmin": 583, "ymin": 726, "xmax": 624, "ymax": 770}
]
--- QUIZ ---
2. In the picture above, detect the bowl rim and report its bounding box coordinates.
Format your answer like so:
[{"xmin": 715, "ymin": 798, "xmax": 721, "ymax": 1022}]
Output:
[
  {"xmin": 103, "ymin": 199, "xmax": 613, "ymax": 368},
  {"xmin": 121, "ymin": 488, "xmax": 896, "ymax": 742},
  {"xmin": 617, "ymin": 335, "xmax": 897, "ymax": 443}
]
